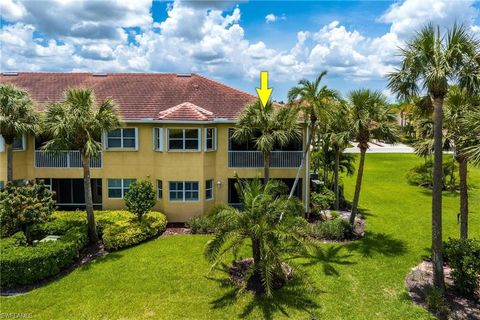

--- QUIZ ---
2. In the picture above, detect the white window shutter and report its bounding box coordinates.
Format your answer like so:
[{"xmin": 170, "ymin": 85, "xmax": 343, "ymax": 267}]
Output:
[
  {"xmin": 214, "ymin": 128, "xmax": 217, "ymax": 151},
  {"xmin": 0, "ymin": 135, "xmax": 4, "ymax": 152},
  {"xmin": 134, "ymin": 128, "xmax": 139, "ymax": 150},
  {"xmin": 197, "ymin": 128, "xmax": 201, "ymax": 151}
]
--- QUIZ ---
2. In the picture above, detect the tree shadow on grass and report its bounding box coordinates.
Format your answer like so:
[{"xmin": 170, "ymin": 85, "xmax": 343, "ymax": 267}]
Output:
[
  {"xmin": 207, "ymin": 264, "xmax": 322, "ymax": 319},
  {"xmin": 345, "ymin": 232, "xmax": 407, "ymax": 258},
  {"xmin": 291, "ymin": 245, "xmax": 356, "ymax": 277}
]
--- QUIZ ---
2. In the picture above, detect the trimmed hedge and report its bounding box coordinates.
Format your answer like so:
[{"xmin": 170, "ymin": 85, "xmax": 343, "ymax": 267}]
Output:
[
  {"xmin": 101, "ymin": 211, "xmax": 167, "ymax": 250},
  {"xmin": 0, "ymin": 227, "xmax": 87, "ymax": 288},
  {"xmin": 0, "ymin": 210, "xmax": 167, "ymax": 288}
]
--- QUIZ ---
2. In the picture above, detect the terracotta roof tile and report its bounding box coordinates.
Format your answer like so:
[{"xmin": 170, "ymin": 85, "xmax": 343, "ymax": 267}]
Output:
[{"xmin": 0, "ymin": 73, "xmax": 256, "ymax": 121}]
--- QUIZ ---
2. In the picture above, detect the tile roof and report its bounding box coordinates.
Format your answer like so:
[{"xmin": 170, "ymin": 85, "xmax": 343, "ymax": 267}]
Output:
[
  {"xmin": 0, "ymin": 72, "xmax": 256, "ymax": 121},
  {"xmin": 158, "ymin": 102, "xmax": 214, "ymax": 121}
]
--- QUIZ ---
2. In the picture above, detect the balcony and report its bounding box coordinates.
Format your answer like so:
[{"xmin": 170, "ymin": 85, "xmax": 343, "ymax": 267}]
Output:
[
  {"xmin": 228, "ymin": 151, "xmax": 303, "ymax": 168},
  {"xmin": 35, "ymin": 150, "xmax": 102, "ymax": 168}
]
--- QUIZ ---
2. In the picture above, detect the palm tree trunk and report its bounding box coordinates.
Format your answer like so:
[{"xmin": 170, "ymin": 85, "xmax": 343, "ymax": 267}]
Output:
[
  {"xmin": 458, "ymin": 156, "xmax": 468, "ymax": 239},
  {"xmin": 334, "ymin": 147, "xmax": 340, "ymax": 211},
  {"xmin": 288, "ymin": 124, "xmax": 314, "ymax": 200},
  {"xmin": 251, "ymin": 238, "xmax": 262, "ymax": 291},
  {"xmin": 263, "ymin": 153, "xmax": 271, "ymax": 183},
  {"xmin": 349, "ymin": 146, "xmax": 366, "ymax": 224},
  {"xmin": 431, "ymin": 97, "xmax": 445, "ymax": 293},
  {"xmin": 6, "ymin": 142, "xmax": 13, "ymax": 182},
  {"xmin": 82, "ymin": 153, "xmax": 99, "ymax": 243}
]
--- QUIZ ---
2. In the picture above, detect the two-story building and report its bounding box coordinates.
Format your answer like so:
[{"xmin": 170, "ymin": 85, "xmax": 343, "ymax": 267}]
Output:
[{"xmin": 0, "ymin": 72, "xmax": 309, "ymax": 222}]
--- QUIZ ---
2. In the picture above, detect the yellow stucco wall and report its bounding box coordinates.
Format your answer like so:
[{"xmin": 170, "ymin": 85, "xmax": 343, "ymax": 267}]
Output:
[{"xmin": 0, "ymin": 123, "xmax": 307, "ymax": 222}]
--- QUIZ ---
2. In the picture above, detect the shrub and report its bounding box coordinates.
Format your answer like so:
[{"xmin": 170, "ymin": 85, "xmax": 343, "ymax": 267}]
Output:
[
  {"xmin": 101, "ymin": 211, "xmax": 167, "ymax": 250},
  {"xmin": 443, "ymin": 238, "xmax": 480, "ymax": 297},
  {"xmin": 0, "ymin": 181, "xmax": 56, "ymax": 238},
  {"xmin": 406, "ymin": 159, "xmax": 458, "ymax": 191},
  {"xmin": 310, "ymin": 187, "xmax": 335, "ymax": 217},
  {"xmin": 186, "ymin": 216, "xmax": 213, "ymax": 234},
  {"xmin": 426, "ymin": 287, "xmax": 450, "ymax": 318},
  {"xmin": 0, "ymin": 226, "xmax": 87, "ymax": 288},
  {"xmin": 124, "ymin": 180, "xmax": 156, "ymax": 220},
  {"xmin": 0, "ymin": 231, "xmax": 27, "ymax": 249},
  {"xmin": 314, "ymin": 218, "xmax": 353, "ymax": 240}
]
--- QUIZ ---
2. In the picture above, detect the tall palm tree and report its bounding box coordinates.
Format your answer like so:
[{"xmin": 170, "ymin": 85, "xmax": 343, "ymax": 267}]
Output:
[
  {"xmin": 444, "ymin": 87, "xmax": 480, "ymax": 239},
  {"xmin": 43, "ymin": 88, "xmax": 120, "ymax": 243},
  {"xmin": 0, "ymin": 83, "xmax": 39, "ymax": 182},
  {"xmin": 287, "ymin": 71, "xmax": 340, "ymax": 203},
  {"xmin": 232, "ymin": 100, "xmax": 301, "ymax": 183},
  {"xmin": 204, "ymin": 178, "xmax": 308, "ymax": 296},
  {"xmin": 322, "ymin": 102, "xmax": 352, "ymax": 210},
  {"xmin": 387, "ymin": 24, "xmax": 479, "ymax": 292},
  {"xmin": 347, "ymin": 89, "xmax": 397, "ymax": 224},
  {"xmin": 464, "ymin": 108, "xmax": 480, "ymax": 166}
]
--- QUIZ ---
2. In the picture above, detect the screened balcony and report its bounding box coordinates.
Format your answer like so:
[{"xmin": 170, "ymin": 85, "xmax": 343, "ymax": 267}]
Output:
[
  {"xmin": 34, "ymin": 150, "xmax": 102, "ymax": 168},
  {"xmin": 227, "ymin": 129, "xmax": 303, "ymax": 168}
]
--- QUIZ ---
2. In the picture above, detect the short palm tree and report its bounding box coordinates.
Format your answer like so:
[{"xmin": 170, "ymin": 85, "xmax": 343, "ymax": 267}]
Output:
[
  {"xmin": 43, "ymin": 88, "xmax": 120, "ymax": 242},
  {"xmin": 387, "ymin": 24, "xmax": 480, "ymax": 292},
  {"xmin": 444, "ymin": 87, "xmax": 480, "ymax": 239},
  {"xmin": 0, "ymin": 83, "xmax": 39, "ymax": 182},
  {"xmin": 232, "ymin": 100, "xmax": 301, "ymax": 183},
  {"xmin": 347, "ymin": 89, "xmax": 397, "ymax": 224},
  {"xmin": 204, "ymin": 178, "xmax": 309, "ymax": 296},
  {"xmin": 287, "ymin": 71, "xmax": 341, "ymax": 201}
]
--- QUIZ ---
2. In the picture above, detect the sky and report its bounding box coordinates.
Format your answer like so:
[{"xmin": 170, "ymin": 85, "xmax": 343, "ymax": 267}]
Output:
[{"xmin": 1, "ymin": 0, "xmax": 479, "ymax": 101}]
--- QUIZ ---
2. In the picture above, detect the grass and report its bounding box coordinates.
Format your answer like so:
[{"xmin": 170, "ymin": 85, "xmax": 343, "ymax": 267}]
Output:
[{"xmin": 1, "ymin": 154, "xmax": 479, "ymax": 319}]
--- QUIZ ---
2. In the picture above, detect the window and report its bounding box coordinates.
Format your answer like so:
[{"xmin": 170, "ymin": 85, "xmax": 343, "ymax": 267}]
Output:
[
  {"xmin": 205, "ymin": 128, "xmax": 217, "ymax": 151},
  {"xmin": 157, "ymin": 180, "xmax": 163, "ymax": 199},
  {"xmin": 106, "ymin": 128, "xmax": 138, "ymax": 149},
  {"xmin": 38, "ymin": 178, "xmax": 52, "ymax": 190},
  {"xmin": 169, "ymin": 181, "xmax": 199, "ymax": 201},
  {"xmin": 168, "ymin": 128, "xmax": 200, "ymax": 151},
  {"xmin": 0, "ymin": 181, "xmax": 3, "ymax": 189},
  {"xmin": 153, "ymin": 128, "xmax": 163, "ymax": 151},
  {"xmin": 0, "ymin": 135, "xmax": 25, "ymax": 151},
  {"xmin": 12, "ymin": 136, "xmax": 25, "ymax": 150},
  {"xmin": 205, "ymin": 179, "xmax": 214, "ymax": 200},
  {"xmin": 108, "ymin": 179, "xmax": 136, "ymax": 198}
]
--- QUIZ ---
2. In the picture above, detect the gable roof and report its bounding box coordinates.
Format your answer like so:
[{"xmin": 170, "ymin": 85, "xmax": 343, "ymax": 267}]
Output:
[{"xmin": 0, "ymin": 72, "xmax": 256, "ymax": 121}]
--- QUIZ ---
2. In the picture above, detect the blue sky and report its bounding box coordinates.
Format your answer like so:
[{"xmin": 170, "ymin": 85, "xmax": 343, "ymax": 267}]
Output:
[{"xmin": 1, "ymin": 0, "xmax": 479, "ymax": 101}]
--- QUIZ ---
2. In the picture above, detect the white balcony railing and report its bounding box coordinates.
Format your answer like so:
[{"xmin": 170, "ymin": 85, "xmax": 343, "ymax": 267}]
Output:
[
  {"xmin": 35, "ymin": 150, "xmax": 102, "ymax": 168},
  {"xmin": 228, "ymin": 151, "xmax": 303, "ymax": 168}
]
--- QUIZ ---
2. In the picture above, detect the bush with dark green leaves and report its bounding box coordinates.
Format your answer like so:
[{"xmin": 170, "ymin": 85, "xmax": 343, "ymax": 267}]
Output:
[
  {"xmin": 406, "ymin": 159, "xmax": 458, "ymax": 191},
  {"xmin": 124, "ymin": 180, "xmax": 157, "ymax": 220},
  {"xmin": 186, "ymin": 215, "xmax": 213, "ymax": 234},
  {"xmin": 443, "ymin": 238, "xmax": 480, "ymax": 297},
  {"xmin": 314, "ymin": 218, "xmax": 353, "ymax": 241},
  {"xmin": 0, "ymin": 227, "xmax": 87, "ymax": 288},
  {"xmin": 0, "ymin": 181, "xmax": 56, "ymax": 238},
  {"xmin": 310, "ymin": 187, "xmax": 335, "ymax": 217}
]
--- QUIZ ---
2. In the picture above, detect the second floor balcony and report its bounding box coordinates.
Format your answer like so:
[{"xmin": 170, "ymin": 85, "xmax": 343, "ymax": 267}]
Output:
[
  {"xmin": 35, "ymin": 150, "xmax": 102, "ymax": 168},
  {"xmin": 228, "ymin": 151, "xmax": 303, "ymax": 168}
]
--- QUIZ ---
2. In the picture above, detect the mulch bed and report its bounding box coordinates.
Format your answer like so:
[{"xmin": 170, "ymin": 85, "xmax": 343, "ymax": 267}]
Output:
[
  {"xmin": 161, "ymin": 223, "xmax": 192, "ymax": 236},
  {"xmin": 1, "ymin": 241, "xmax": 107, "ymax": 296},
  {"xmin": 229, "ymin": 258, "xmax": 293, "ymax": 295},
  {"xmin": 405, "ymin": 260, "xmax": 480, "ymax": 320}
]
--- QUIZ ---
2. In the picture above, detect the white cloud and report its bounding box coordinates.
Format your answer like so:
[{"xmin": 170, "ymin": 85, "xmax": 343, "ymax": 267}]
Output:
[
  {"xmin": 265, "ymin": 13, "xmax": 286, "ymax": 24},
  {"xmin": 0, "ymin": 0, "xmax": 478, "ymax": 90}
]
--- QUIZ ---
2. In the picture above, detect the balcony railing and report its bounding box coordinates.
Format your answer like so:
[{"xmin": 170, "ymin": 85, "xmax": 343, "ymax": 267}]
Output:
[
  {"xmin": 35, "ymin": 150, "xmax": 102, "ymax": 168},
  {"xmin": 228, "ymin": 151, "xmax": 303, "ymax": 168}
]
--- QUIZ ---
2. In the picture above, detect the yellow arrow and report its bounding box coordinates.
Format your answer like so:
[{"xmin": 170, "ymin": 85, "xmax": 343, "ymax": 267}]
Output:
[{"xmin": 256, "ymin": 71, "xmax": 272, "ymax": 108}]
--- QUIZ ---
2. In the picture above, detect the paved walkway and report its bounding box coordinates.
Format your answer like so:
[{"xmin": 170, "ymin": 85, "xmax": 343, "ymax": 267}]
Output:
[{"xmin": 345, "ymin": 141, "xmax": 415, "ymax": 153}]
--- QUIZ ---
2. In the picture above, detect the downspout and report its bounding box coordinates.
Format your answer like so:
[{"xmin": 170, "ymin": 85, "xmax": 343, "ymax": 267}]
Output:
[{"xmin": 304, "ymin": 125, "xmax": 310, "ymax": 215}]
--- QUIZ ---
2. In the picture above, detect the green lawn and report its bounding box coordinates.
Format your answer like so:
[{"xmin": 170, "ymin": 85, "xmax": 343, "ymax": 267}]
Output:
[{"xmin": 1, "ymin": 154, "xmax": 479, "ymax": 319}]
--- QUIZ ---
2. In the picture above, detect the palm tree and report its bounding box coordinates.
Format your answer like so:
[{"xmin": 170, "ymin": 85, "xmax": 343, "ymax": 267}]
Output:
[
  {"xmin": 0, "ymin": 84, "xmax": 39, "ymax": 182},
  {"xmin": 43, "ymin": 88, "xmax": 120, "ymax": 243},
  {"xmin": 464, "ymin": 108, "xmax": 480, "ymax": 166},
  {"xmin": 322, "ymin": 102, "xmax": 352, "ymax": 210},
  {"xmin": 204, "ymin": 178, "xmax": 309, "ymax": 296},
  {"xmin": 347, "ymin": 89, "xmax": 397, "ymax": 224},
  {"xmin": 287, "ymin": 71, "xmax": 341, "ymax": 203},
  {"xmin": 444, "ymin": 87, "xmax": 480, "ymax": 239},
  {"xmin": 232, "ymin": 100, "xmax": 301, "ymax": 183},
  {"xmin": 387, "ymin": 24, "xmax": 479, "ymax": 292}
]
